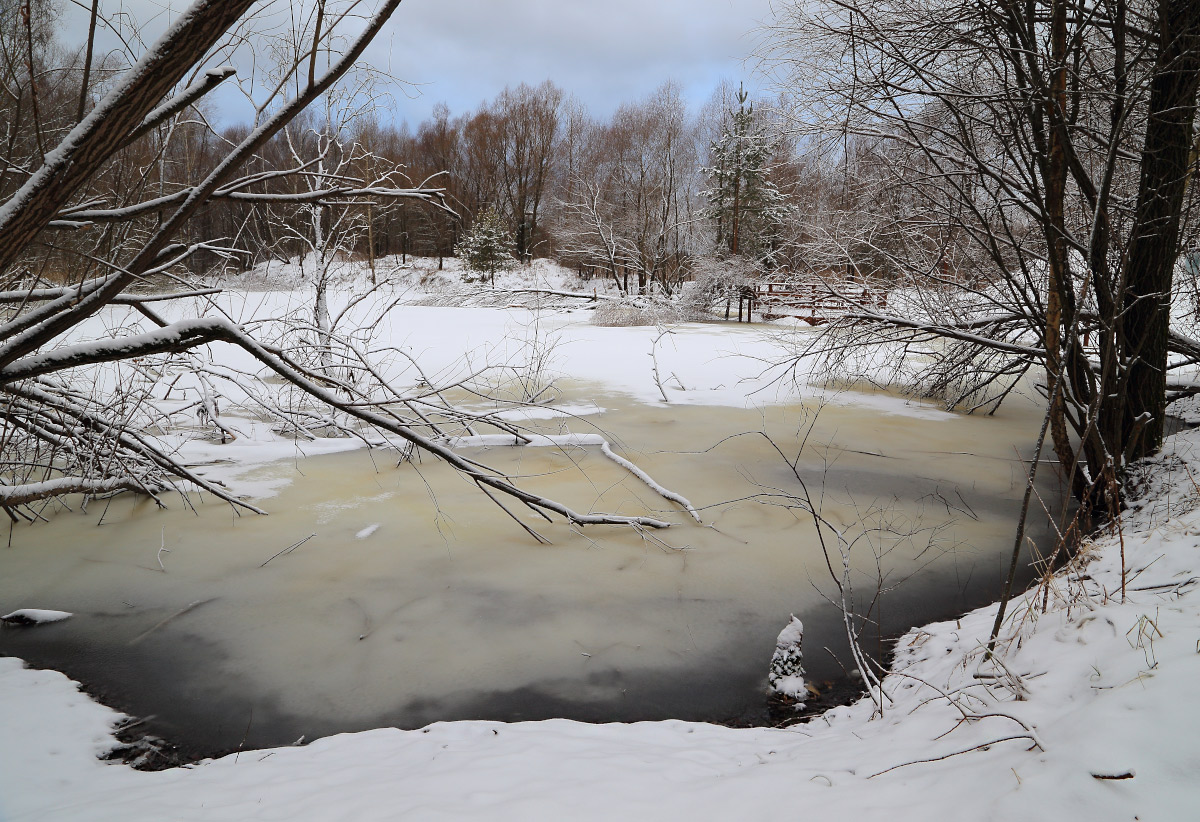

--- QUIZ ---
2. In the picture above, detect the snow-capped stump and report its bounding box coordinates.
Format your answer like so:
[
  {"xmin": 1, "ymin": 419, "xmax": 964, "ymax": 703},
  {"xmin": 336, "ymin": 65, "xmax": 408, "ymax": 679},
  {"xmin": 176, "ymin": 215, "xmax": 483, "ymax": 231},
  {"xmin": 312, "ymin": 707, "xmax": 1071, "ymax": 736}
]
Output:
[
  {"xmin": 1, "ymin": 609, "xmax": 73, "ymax": 626},
  {"xmin": 768, "ymin": 615, "xmax": 806, "ymax": 702}
]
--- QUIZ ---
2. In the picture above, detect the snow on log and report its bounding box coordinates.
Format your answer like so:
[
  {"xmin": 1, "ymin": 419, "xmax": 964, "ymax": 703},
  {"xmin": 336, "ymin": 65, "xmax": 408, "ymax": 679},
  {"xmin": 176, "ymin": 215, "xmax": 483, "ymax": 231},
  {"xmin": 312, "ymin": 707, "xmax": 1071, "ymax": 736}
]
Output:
[
  {"xmin": 599, "ymin": 442, "xmax": 703, "ymax": 524},
  {"xmin": 768, "ymin": 615, "xmax": 807, "ymax": 702},
  {"xmin": 443, "ymin": 433, "xmax": 606, "ymax": 449},
  {"xmin": 1, "ymin": 609, "xmax": 73, "ymax": 626},
  {"xmin": 441, "ymin": 432, "xmax": 702, "ymax": 524},
  {"xmin": 0, "ymin": 477, "xmax": 142, "ymax": 506}
]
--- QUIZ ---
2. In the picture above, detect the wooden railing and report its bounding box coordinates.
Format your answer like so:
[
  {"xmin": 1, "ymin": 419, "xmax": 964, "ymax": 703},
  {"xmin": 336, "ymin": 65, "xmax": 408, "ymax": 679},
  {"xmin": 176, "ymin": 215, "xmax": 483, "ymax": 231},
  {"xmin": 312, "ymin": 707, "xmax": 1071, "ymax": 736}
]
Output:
[{"xmin": 754, "ymin": 280, "xmax": 888, "ymax": 324}]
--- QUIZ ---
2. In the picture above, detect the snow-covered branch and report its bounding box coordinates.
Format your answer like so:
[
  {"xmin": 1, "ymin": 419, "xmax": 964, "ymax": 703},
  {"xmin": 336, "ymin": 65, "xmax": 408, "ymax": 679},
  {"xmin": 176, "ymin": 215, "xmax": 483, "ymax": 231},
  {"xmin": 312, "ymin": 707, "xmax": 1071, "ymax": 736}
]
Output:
[{"xmin": 0, "ymin": 476, "xmax": 147, "ymax": 507}]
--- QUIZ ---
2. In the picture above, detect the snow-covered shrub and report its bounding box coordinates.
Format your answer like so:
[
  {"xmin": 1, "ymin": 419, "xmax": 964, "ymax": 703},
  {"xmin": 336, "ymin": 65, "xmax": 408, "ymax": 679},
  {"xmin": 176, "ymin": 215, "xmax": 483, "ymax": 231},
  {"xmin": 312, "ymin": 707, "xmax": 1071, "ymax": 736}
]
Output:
[
  {"xmin": 591, "ymin": 297, "xmax": 687, "ymax": 327},
  {"xmin": 677, "ymin": 255, "xmax": 760, "ymax": 319},
  {"xmin": 768, "ymin": 615, "xmax": 806, "ymax": 702}
]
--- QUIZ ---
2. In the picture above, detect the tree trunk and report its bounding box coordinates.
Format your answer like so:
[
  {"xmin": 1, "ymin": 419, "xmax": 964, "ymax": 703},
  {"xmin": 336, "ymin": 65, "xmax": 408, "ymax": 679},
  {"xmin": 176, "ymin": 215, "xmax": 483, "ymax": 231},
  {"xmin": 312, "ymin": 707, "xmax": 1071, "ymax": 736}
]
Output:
[
  {"xmin": 1043, "ymin": 0, "xmax": 1081, "ymax": 495},
  {"xmin": 1121, "ymin": 0, "xmax": 1200, "ymax": 460},
  {"xmin": 366, "ymin": 201, "xmax": 375, "ymax": 285}
]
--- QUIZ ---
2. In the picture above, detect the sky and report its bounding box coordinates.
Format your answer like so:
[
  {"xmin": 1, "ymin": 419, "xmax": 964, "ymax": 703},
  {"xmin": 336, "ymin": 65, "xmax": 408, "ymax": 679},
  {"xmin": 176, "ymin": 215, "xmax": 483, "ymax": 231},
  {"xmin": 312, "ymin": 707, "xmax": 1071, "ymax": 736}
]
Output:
[
  {"xmin": 56, "ymin": 0, "xmax": 777, "ymax": 128},
  {"xmin": 375, "ymin": 0, "xmax": 776, "ymax": 124}
]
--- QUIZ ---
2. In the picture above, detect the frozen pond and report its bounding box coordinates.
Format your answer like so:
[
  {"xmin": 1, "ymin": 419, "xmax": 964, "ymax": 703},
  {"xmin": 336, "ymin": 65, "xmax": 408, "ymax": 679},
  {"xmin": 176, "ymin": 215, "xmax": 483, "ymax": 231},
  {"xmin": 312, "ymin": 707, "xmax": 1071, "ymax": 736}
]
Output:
[{"xmin": 0, "ymin": 384, "xmax": 1057, "ymax": 756}]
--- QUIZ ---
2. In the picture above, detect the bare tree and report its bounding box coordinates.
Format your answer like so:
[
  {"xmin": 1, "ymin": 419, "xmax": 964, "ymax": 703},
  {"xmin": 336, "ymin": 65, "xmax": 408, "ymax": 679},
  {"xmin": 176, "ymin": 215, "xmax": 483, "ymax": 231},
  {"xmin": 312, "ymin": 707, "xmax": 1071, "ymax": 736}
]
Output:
[
  {"xmin": 762, "ymin": 0, "xmax": 1200, "ymax": 513},
  {"xmin": 495, "ymin": 81, "xmax": 563, "ymax": 261},
  {"xmin": 556, "ymin": 83, "xmax": 700, "ymax": 294},
  {"xmin": 0, "ymin": 0, "xmax": 675, "ymax": 533}
]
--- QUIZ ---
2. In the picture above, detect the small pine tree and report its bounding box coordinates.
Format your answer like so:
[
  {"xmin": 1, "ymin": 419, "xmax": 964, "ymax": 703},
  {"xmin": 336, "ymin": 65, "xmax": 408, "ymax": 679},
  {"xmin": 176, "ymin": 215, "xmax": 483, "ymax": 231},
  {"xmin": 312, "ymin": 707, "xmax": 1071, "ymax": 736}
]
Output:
[
  {"xmin": 703, "ymin": 85, "xmax": 791, "ymax": 266},
  {"xmin": 456, "ymin": 207, "xmax": 516, "ymax": 286}
]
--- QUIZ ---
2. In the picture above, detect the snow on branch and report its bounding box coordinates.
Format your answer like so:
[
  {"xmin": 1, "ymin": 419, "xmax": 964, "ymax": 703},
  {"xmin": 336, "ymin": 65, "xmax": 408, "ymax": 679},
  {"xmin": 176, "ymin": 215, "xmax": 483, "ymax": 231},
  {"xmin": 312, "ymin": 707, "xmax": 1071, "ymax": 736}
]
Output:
[
  {"xmin": 0, "ymin": 476, "xmax": 146, "ymax": 507},
  {"xmin": 441, "ymin": 432, "xmax": 702, "ymax": 523},
  {"xmin": 0, "ymin": 319, "xmax": 672, "ymax": 531},
  {"xmin": 0, "ymin": 0, "xmax": 258, "ymax": 272},
  {"xmin": 599, "ymin": 441, "xmax": 702, "ymax": 524},
  {"xmin": 0, "ymin": 319, "xmax": 244, "ymax": 382},
  {"xmin": 0, "ymin": 0, "xmax": 412, "ymax": 378},
  {"xmin": 840, "ymin": 308, "xmax": 1046, "ymax": 358},
  {"xmin": 0, "ymin": 287, "xmax": 222, "ymax": 305},
  {"xmin": 5, "ymin": 379, "xmax": 267, "ymax": 515},
  {"xmin": 121, "ymin": 66, "xmax": 238, "ymax": 150},
  {"xmin": 56, "ymin": 184, "xmax": 452, "ymax": 224}
]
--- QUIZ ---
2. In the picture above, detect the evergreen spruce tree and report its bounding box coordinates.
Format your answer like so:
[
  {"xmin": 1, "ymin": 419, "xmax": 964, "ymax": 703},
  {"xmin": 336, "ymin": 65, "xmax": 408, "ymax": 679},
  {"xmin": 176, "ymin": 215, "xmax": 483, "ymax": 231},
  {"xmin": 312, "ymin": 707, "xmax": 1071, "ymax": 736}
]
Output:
[
  {"xmin": 456, "ymin": 207, "xmax": 516, "ymax": 286},
  {"xmin": 703, "ymin": 85, "xmax": 791, "ymax": 266}
]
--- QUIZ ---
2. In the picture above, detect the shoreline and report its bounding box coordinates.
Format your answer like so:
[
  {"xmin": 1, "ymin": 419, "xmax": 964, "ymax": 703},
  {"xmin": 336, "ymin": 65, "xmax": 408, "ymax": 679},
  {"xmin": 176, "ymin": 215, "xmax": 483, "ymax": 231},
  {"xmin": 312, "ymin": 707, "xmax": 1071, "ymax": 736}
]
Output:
[{"xmin": 4, "ymin": 425, "xmax": 1196, "ymax": 818}]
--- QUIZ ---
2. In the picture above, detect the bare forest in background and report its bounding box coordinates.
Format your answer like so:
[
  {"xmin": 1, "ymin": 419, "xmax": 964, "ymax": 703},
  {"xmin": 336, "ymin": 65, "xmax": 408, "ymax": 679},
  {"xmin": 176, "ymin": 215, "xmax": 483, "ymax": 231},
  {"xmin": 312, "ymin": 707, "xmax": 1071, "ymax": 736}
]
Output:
[{"xmin": 1, "ymin": 0, "xmax": 856, "ymax": 296}]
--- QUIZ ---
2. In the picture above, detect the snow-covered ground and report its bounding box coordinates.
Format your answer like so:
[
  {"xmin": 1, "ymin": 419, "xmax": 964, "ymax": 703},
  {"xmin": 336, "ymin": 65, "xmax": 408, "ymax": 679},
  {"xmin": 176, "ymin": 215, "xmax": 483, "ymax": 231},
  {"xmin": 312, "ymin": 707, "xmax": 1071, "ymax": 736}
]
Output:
[
  {"xmin": 69, "ymin": 257, "xmax": 954, "ymax": 494},
  {"xmin": 2, "ymin": 259, "xmax": 1197, "ymax": 819},
  {"xmin": 225, "ymin": 253, "xmax": 610, "ymax": 296}
]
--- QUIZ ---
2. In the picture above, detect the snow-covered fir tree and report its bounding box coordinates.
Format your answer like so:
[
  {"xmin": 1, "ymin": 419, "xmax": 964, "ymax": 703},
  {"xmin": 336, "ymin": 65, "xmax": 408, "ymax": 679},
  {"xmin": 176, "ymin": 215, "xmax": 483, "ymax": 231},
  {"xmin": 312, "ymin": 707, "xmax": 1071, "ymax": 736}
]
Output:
[
  {"xmin": 456, "ymin": 207, "xmax": 517, "ymax": 286},
  {"xmin": 703, "ymin": 85, "xmax": 791, "ymax": 266}
]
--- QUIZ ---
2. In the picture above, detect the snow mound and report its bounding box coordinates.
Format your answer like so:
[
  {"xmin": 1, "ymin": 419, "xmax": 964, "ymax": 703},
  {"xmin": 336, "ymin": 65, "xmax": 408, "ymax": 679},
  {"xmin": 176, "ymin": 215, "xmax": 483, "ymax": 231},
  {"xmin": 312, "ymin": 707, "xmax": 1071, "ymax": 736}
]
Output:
[
  {"xmin": 1, "ymin": 608, "xmax": 73, "ymax": 625},
  {"xmin": 768, "ymin": 615, "xmax": 806, "ymax": 701}
]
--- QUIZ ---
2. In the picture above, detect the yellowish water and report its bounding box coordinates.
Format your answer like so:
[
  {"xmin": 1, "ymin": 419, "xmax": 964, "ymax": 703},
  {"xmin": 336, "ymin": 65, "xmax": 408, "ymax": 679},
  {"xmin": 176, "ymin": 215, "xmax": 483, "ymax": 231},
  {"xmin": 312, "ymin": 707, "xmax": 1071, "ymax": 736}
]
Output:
[{"xmin": 0, "ymin": 387, "xmax": 1058, "ymax": 753}]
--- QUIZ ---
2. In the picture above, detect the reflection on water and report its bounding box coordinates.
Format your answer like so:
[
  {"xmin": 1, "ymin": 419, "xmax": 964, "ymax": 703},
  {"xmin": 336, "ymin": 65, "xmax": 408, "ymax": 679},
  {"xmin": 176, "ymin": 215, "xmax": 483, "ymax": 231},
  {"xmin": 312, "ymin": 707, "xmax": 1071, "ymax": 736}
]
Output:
[{"xmin": 0, "ymin": 387, "xmax": 1060, "ymax": 756}]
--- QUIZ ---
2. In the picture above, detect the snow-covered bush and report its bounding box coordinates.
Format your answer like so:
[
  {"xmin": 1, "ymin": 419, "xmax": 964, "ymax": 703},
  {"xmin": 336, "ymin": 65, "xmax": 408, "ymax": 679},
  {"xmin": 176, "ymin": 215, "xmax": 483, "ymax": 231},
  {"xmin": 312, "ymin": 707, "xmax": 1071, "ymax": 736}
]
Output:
[
  {"xmin": 590, "ymin": 297, "xmax": 688, "ymax": 327},
  {"xmin": 678, "ymin": 255, "xmax": 758, "ymax": 318},
  {"xmin": 768, "ymin": 615, "xmax": 807, "ymax": 702}
]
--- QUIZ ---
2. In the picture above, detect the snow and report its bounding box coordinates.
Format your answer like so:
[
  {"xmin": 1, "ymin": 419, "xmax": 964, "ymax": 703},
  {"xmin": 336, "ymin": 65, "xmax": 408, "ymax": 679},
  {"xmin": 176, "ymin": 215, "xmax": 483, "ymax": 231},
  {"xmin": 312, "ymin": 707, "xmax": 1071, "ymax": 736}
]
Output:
[
  {"xmin": 775, "ymin": 614, "xmax": 804, "ymax": 647},
  {"xmin": 0, "ymin": 609, "xmax": 73, "ymax": 625},
  {"xmin": 769, "ymin": 615, "xmax": 806, "ymax": 700},
  {"xmin": 19, "ymin": 256, "xmax": 956, "ymax": 498},
  {"xmin": 4, "ymin": 257, "xmax": 1198, "ymax": 818},
  {"xmin": 598, "ymin": 440, "xmax": 703, "ymax": 523}
]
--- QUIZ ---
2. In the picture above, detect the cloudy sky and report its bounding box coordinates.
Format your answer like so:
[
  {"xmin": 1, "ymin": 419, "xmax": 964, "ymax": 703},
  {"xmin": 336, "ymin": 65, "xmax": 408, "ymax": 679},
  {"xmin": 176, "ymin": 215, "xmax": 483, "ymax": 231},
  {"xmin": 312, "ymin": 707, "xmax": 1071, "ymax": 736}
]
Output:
[
  {"xmin": 376, "ymin": 0, "xmax": 775, "ymax": 124},
  {"xmin": 58, "ymin": 0, "xmax": 776, "ymax": 127}
]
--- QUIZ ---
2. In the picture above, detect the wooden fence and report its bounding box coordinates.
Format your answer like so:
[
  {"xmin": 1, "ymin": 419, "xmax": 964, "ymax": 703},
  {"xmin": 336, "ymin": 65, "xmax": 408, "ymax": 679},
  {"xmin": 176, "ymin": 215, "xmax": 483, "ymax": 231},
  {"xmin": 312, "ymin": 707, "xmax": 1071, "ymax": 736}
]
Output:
[{"xmin": 748, "ymin": 279, "xmax": 889, "ymax": 324}]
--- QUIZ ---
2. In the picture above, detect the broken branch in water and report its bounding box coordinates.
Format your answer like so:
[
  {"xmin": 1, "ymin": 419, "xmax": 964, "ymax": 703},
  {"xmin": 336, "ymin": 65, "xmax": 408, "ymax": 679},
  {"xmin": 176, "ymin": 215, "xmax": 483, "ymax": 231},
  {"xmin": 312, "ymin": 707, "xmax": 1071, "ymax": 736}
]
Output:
[
  {"xmin": 127, "ymin": 598, "xmax": 215, "ymax": 645},
  {"xmin": 598, "ymin": 440, "xmax": 702, "ymax": 524},
  {"xmin": 156, "ymin": 527, "xmax": 169, "ymax": 572},
  {"xmin": 260, "ymin": 533, "xmax": 317, "ymax": 567}
]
